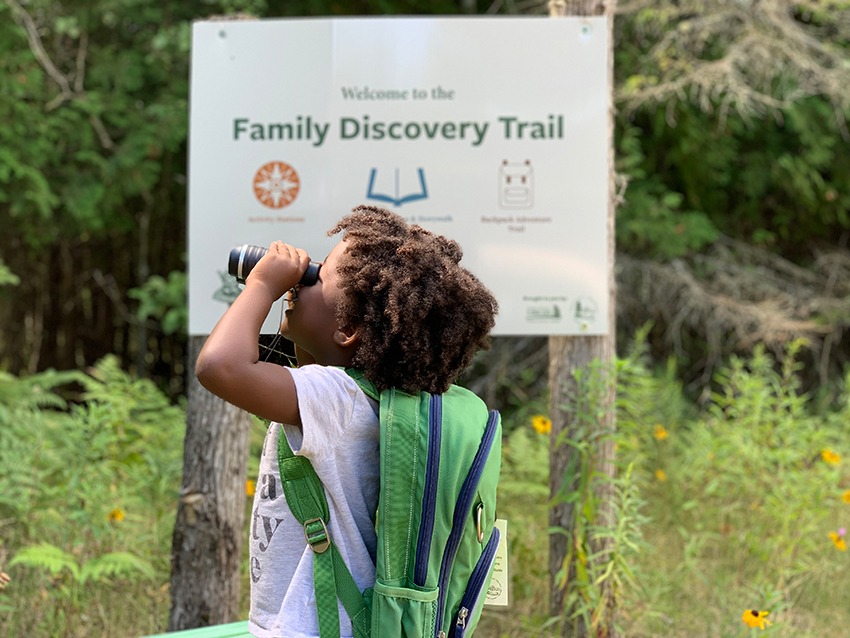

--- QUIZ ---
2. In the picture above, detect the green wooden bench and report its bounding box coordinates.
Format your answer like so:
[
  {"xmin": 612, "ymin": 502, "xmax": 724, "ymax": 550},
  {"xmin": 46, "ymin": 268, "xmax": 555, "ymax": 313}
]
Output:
[{"xmin": 144, "ymin": 621, "xmax": 251, "ymax": 637}]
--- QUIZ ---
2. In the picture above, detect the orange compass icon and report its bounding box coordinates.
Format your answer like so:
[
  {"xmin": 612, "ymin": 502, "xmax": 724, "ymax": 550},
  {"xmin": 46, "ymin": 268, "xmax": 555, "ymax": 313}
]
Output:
[{"xmin": 253, "ymin": 161, "xmax": 300, "ymax": 209}]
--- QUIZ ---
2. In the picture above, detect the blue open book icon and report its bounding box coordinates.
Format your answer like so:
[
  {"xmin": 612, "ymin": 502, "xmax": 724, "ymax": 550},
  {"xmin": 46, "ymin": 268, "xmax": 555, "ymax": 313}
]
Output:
[{"xmin": 366, "ymin": 168, "xmax": 429, "ymax": 207}]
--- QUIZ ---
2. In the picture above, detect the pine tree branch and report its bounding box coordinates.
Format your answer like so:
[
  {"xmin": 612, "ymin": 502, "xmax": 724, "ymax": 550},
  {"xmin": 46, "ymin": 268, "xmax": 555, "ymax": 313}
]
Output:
[{"xmin": 617, "ymin": 0, "xmax": 850, "ymax": 122}]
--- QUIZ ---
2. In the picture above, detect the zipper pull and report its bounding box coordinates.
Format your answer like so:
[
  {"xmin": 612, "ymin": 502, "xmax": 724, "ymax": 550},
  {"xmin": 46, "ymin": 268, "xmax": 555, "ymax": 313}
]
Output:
[{"xmin": 456, "ymin": 606, "xmax": 469, "ymax": 630}]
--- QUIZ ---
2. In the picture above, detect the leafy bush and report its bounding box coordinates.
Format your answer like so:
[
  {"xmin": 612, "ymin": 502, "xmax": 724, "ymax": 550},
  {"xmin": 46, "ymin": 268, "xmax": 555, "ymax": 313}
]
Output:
[
  {"xmin": 129, "ymin": 270, "xmax": 188, "ymax": 336},
  {"xmin": 0, "ymin": 357, "xmax": 185, "ymax": 637}
]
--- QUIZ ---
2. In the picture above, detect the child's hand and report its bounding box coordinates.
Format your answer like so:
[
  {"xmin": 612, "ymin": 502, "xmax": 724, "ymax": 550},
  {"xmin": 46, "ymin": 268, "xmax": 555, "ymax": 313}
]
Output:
[
  {"xmin": 246, "ymin": 241, "xmax": 311, "ymax": 300},
  {"xmin": 0, "ymin": 572, "xmax": 10, "ymax": 589}
]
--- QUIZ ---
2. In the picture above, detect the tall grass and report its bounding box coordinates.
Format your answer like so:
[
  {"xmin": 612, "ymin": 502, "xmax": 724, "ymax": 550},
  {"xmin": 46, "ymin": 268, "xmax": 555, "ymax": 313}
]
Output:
[
  {"xmin": 480, "ymin": 338, "xmax": 850, "ymax": 637},
  {"xmin": 619, "ymin": 340, "xmax": 850, "ymax": 637},
  {"xmin": 1, "ymin": 343, "xmax": 848, "ymax": 637}
]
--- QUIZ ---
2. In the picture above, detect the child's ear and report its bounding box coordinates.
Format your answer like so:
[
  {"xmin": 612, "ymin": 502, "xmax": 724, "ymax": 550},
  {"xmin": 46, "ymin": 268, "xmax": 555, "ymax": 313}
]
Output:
[{"xmin": 333, "ymin": 325, "xmax": 360, "ymax": 349}]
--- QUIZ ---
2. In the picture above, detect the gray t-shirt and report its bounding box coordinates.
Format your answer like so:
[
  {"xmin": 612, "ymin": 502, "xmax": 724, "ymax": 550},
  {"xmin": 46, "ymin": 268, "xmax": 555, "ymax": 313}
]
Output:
[{"xmin": 248, "ymin": 365, "xmax": 380, "ymax": 638}]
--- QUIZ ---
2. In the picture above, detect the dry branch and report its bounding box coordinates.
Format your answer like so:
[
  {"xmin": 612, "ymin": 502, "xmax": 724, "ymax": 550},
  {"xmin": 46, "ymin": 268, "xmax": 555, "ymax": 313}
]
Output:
[
  {"xmin": 473, "ymin": 239, "xmax": 850, "ymax": 404},
  {"xmin": 617, "ymin": 238, "xmax": 850, "ymax": 389}
]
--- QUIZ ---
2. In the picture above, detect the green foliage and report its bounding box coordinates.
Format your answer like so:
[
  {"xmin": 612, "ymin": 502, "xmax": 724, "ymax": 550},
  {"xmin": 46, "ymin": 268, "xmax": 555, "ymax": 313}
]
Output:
[
  {"xmin": 614, "ymin": 4, "xmax": 850, "ymax": 260},
  {"xmin": 499, "ymin": 423, "xmax": 550, "ymax": 598},
  {"xmin": 0, "ymin": 260, "xmax": 19, "ymax": 287},
  {"xmin": 484, "ymin": 334, "xmax": 850, "ymax": 637},
  {"xmin": 129, "ymin": 270, "xmax": 188, "ymax": 335},
  {"xmin": 616, "ymin": 122, "xmax": 720, "ymax": 258},
  {"xmin": 615, "ymin": 95, "xmax": 850, "ymax": 259},
  {"xmin": 0, "ymin": 356, "xmax": 185, "ymax": 637},
  {"xmin": 265, "ymin": 0, "xmax": 465, "ymax": 16},
  {"xmin": 477, "ymin": 410, "xmax": 561, "ymax": 637},
  {"xmin": 0, "ymin": 368, "xmax": 83, "ymax": 529},
  {"xmin": 0, "ymin": 0, "xmax": 258, "ymax": 395},
  {"xmin": 616, "ymin": 341, "xmax": 850, "ymax": 636},
  {"xmin": 4, "ymin": 343, "xmax": 850, "ymax": 636},
  {"xmin": 548, "ymin": 360, "xmax": 649, "ymax": 638},
  {"xmin": 10, "ymin": 543, "xmax": 155, "ymax": 584}
]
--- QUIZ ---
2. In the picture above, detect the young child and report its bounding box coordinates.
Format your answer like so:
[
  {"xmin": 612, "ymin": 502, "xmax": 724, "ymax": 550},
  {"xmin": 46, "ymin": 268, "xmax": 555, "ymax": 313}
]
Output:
[{"xmin": 196, "ymin": 205, "xmax": 498, "ymax": 638}]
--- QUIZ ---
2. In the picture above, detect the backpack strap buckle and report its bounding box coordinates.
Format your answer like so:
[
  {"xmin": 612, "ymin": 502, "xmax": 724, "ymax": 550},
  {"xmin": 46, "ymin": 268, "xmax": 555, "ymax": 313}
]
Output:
[{"xmin": 303, "ymin": 517, "xmax": 331, "ymax": 554}]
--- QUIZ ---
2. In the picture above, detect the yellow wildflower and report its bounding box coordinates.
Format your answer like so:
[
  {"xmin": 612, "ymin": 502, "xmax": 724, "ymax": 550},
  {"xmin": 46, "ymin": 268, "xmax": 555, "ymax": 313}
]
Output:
[
  {"xmin": 654, "ymin": 469, "xmax": 667, "ymax": 482},
  {"xmin": 821, "ymin": 449, "xmax": 841, "ymax": 465},
  {"xmin": 108, "ymin": 508, "xmax": 125, "ymax": 523},
  {"xmin": 842, "ymin": 489, "xmax": 850, "ymax": 504},
  {"xmin": 246, "ymin": 480, "xmax": 256, "ymax": 497},
  {"xmin": 829, "ymin": 530, "xmax": 847, "ymax": 551},
  {"xmin": 742, "ymin": 609, "xmax": 771, "ymax": 630},
  {"xmin": 653, "ymin": 424, "xmax": 669, "ymax": 441},
  {"xmin": 531, "ymin": 414, "xmax": 552, "ymax": 435}
]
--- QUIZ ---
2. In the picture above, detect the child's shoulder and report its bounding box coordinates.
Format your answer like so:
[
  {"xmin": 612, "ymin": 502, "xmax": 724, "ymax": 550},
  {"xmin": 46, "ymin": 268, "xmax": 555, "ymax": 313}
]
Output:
[
  {"xmin": 291, "ymin": 363, "xmax": 352, "ymax": 382},
  {"xmin": 290, "ymin": 364, "xmax": 375, "ymax": 398}
]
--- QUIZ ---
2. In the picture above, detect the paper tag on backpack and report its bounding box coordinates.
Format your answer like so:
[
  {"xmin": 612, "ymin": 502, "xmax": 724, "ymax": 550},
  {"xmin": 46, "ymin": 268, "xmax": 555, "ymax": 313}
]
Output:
[{"xmin": 484, "ymin": 518, "xmax": 509, "ymax": 607}]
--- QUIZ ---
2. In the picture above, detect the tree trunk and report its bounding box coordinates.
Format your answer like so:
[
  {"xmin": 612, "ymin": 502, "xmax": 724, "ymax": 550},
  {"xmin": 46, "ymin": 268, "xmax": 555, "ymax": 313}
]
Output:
[
  {"xmin": 168, "ymin": 335, "xmax": 251, "ymax": 630},
  {"xmin": 548, "ymin": 336, "xmax": 616, "ymax": 637},
  {"xmin": 547, "ymin": 1, "xmax": 617, "ymax": 637}
]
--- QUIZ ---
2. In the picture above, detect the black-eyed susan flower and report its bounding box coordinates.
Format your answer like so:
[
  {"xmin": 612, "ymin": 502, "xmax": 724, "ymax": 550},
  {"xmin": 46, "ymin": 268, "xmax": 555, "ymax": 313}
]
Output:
[
  {"xmin": 829, "ymin": 529, "xmax": 847, "ymax": 551},
  {"xmin": 108, "ymin": 507, "xmax": 125, "ymax": 523},
  {"xmin": 246, "ymin": 479, "xmax": 256, "ymax": 497},
  {"xmin": 531, "ymin": 414, "xmax": 552, "ymax": 435},
  {"xmin": 742, "ymin": 609, "xmax": 771, "ymax": 630},
  {"xmin": 842, "ymin": 490, "xmax": 850, "ymax": 504},
  {"xmin": 821, "ymin": 449, "xmax": 841, "ymax": 465},
  {"xmin": 653, "ymin": 424, "xmax": 669, "ymax": 441}
]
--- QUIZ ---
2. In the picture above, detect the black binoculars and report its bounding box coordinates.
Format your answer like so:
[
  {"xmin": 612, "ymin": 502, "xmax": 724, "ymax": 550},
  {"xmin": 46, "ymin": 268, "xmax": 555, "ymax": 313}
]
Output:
[{"xmin": 227, "ymin": 244, "xmax": 321, "ymax": 286}]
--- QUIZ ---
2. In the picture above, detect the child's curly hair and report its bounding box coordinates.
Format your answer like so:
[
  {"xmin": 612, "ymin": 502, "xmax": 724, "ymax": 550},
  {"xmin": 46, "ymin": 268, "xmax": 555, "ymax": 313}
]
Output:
[{"xmin": 329, "ymin": 205, "xmax": 498, "ymax": 394}]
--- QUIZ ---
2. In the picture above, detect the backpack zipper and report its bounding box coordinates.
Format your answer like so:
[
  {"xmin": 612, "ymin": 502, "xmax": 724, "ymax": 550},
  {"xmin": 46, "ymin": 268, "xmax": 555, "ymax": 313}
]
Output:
[
  {"xmin": 433, "ymin": 409, "xmax": 500, "ymax": 636},
  {"xmin": 450, "ymin": 526, "xmax": 501, "ymax": 638},
  {"xmin": 414, "ymin": 393, "xmax": 442, "ymax": 586}
]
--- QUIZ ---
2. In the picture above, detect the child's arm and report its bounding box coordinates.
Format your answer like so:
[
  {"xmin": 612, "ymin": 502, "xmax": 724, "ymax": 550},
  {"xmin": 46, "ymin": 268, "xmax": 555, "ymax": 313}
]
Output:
[{"xmin": 196, "ymin": 242, "xmax": 309, "ymax": 426}]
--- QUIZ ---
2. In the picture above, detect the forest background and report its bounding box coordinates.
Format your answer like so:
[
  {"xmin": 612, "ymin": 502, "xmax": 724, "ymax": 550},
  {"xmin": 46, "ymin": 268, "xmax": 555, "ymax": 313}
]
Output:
[{"xmin": 1, "ymin": 0, "xmax": 850, "ymax": 637}]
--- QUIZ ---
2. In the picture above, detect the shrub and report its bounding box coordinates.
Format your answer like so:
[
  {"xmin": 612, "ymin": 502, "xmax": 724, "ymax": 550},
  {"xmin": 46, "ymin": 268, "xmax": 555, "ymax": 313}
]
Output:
[{"xmin": 0, "ymin": 357, "xmax": 185, "ymax": 637}]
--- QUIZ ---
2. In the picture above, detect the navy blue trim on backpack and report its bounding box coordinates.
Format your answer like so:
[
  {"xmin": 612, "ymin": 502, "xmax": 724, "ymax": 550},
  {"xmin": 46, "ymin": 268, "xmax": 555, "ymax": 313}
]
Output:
[
  {"xmin": 433, "ymin": 409, "xmax": 501, "ymax": 635},
  {"xmin": 451, "ymin": 527, "xmax": 501, "ymax": 638},
  {"xmin": 414, "ymin": 393, "xmax": 443, "ymax": 587}
]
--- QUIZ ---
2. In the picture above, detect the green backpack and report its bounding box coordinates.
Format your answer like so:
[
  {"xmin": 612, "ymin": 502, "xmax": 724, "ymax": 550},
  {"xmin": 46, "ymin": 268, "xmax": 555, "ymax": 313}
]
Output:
[{"xmin": 277, "ymin": 369, "xmax": 502, "ymax": 638}]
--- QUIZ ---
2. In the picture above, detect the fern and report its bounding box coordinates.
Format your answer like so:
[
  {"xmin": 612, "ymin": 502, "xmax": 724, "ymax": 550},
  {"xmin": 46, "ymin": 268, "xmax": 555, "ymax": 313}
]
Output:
[
  {"xmin": 0, "ymin": 368, "xmax": 82, "ymax": 412},
  {"xmin": 10, "ymin": 544, "xmax": 155, "ymax": 586},
  {"xmin": 9, "ymin": 543, "xmax": 81, "ymax": 580},
  {"xmin": 79, "ymin": 551, "xmax": 155, "ymax": 584}
]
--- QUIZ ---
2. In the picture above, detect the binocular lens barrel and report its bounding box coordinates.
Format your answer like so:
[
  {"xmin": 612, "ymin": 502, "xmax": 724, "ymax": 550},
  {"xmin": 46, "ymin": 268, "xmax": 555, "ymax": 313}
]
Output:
[{"xmin": 227, "ymin": 244, "xmax": 321, "ymax": 286}]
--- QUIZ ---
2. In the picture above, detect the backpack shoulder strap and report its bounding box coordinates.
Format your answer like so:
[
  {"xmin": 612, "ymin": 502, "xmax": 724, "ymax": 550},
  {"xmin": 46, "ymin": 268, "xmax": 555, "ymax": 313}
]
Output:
[
  {"xmin": 344, "ymin": 367, "xmax": 379, "ymax": 401},
  {"xmin": 277, "ymin": 429, "xmax": 371, "ymax": 638},
  {"xmin": 344, "ymin": 368, "xmax": 428, "ymax": 581}
]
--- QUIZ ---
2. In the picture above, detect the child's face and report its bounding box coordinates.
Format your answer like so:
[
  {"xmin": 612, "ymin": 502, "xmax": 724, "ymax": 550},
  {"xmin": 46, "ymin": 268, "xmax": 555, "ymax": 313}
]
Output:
[{"xmin": 279, "ymin": 239, "xmax": 350, "ymax": 363}]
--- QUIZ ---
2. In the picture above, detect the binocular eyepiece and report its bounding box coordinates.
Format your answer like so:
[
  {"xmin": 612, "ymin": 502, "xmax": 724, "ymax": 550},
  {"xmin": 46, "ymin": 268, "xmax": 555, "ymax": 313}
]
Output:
[{"xmin": 228, "ymin": 244, "xmax": 321, "ymax": 286}]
